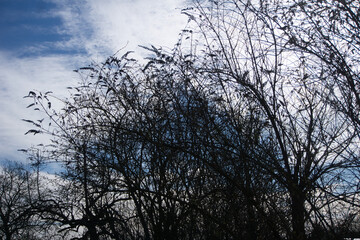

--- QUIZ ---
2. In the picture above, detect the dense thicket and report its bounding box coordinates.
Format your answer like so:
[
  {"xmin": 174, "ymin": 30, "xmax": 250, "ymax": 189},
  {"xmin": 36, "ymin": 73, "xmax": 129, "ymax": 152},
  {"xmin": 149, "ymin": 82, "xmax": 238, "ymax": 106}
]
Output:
[{"xmin": 6, "ymin": 0, "xmax": 360, "ymax": 239}]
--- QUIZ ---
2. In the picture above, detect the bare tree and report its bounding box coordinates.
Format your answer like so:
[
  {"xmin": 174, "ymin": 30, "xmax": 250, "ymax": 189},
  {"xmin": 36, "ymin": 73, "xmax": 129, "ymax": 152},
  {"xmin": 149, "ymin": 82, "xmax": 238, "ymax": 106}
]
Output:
[
  {"xmin": 181, "ymin": 0, "xmax": 357, "ymax": 239},
  {"xmin": 22, "ymin": 1, "xmax": 360, "ymax": 239},
  {"xmin": 274, "ymin": 0, "xmax": 360, "ymax": 134},
  {"xmin": 0, "ymin": 161, "xmax": 38, "ymax": 240},
  {"xmin": 24, "ymin": 46, "xmax": 277, "ymax": 239}
]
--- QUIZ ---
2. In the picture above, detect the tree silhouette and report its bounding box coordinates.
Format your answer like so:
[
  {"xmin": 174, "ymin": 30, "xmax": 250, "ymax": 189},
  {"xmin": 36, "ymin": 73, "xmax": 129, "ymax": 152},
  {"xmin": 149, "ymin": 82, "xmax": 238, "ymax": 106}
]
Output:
[{"xmin": 20, "ymin": 0, "xmax": 360, "ymax": 239}]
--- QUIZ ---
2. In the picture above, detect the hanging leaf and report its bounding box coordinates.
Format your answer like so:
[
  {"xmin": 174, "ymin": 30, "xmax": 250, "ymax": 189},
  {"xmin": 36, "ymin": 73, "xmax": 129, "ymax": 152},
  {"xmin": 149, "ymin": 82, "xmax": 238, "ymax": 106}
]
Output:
[
  {"xmin": 26, "ymin": 103, "xmax": 35, "ymax": 108},
  {"xmin": 25, "ymin": 129, "xmax": 41, "ymax": 135},
  {"xmin": 22, "ymin": 119, "xmax": 34, "ymax": 123}
]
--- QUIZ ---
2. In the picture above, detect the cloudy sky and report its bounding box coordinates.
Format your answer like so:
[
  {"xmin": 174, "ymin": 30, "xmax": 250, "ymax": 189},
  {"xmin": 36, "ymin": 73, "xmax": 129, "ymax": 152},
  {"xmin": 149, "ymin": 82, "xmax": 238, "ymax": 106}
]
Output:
[{"xmin": 0, "ymin": 0, "xmax": 189, "ymax": 167}]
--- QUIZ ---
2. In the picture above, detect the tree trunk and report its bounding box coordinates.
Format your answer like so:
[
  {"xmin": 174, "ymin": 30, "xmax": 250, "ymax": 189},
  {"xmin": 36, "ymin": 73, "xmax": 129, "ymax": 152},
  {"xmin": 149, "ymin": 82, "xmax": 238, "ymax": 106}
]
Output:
[
  {"xmin": 290, "ymin": 190, "xmax": 306, "ymax": 240},
  {"xmin": 86, "ymin": 224, "xmax": 99, "ymax": 240}
]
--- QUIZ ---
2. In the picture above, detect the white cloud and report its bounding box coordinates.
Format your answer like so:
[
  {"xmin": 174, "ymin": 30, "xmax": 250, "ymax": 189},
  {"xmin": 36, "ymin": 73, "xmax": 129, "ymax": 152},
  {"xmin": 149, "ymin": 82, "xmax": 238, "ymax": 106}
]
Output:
[
  {"xmin": 50, "ymin": 0, "xmax": 188, "ymax": 58},
  {"xmin": 86, "ymin": 0, "xmax": 187, "ymax": 49},
  {"xmin": 0, "ymin": 52, "xmax": 79, "ymax": 163}
]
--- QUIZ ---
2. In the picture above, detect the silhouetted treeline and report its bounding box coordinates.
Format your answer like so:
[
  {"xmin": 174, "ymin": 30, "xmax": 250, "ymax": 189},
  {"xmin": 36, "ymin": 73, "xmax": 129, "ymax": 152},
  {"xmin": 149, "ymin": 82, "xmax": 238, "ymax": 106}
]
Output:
[{"xmin": 2, "ymin": 0, "xmax": 360, "ymax": 239}]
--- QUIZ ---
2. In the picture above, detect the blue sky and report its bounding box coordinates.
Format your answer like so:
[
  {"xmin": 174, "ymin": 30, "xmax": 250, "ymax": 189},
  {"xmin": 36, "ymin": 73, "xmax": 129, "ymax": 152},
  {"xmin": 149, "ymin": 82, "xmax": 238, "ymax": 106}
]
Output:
[
  {"xmin": 0, "ymin": 0, "xmax": 73, "ymax": 56},
  {"xmin": 0, "ymin": 0, "xmax": 188, "ymax": 170}
]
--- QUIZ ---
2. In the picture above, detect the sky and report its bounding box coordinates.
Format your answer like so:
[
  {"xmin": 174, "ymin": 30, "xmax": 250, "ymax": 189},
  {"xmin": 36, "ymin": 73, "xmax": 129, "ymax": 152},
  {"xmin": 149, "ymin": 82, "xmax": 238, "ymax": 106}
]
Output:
[{"xmin": 0, "ymin": 0, "xmax": 189, "ymax": 169}]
